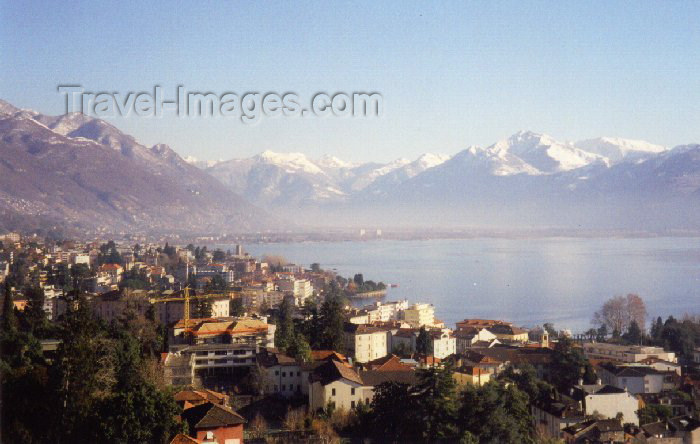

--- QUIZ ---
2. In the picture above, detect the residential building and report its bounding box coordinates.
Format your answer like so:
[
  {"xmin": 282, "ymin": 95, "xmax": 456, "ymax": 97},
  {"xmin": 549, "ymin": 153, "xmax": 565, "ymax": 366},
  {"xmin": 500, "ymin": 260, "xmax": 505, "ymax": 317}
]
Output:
[
  {"xmin": 486, "ymin": 324, "xmax": 529, "ymax": 342},
  {"xmin": 583, "ymin": 343, "xmax": 676, "ymax": 363},
  {"xmin": 403, "ymin": 303, "xmax": 435, "ymax": 327},
  {"xmin": 180, "ymin": 402, "xmax": 245, "ymax": 444},
  {"xmin": 163, "ymin": 343, "xmax": 258, "ymax": 388},
  {"xmin": 344, "ymin": 323, "xmax": 390, "ymax": 363},
  {"xmin": 308, "ymin": 359, "xmax": 366, "ymax": 412},
  {"xmin": 597, "ymin": 363, "xmax": 679, "ymax": 394},
  {"xmin": 171, "ymin": 316, "xmax": 276, "ymax": 349},
  {"xmin": 531, "ymin": 398, "xmax": 586, "ymax": 440},
  {"xmin": 257, "ymin": 349, "xmax": 304, "ymax": 397},
  {"xmin": 562, "ymin": 419, "xmax": 624, "ymax": 443},
  {"xmin": 454, "ymin": 327, "xmax": 497, "ymax": 353},
  {"xmin": 570, "ymin": 382, "xmax": 639, "ymax": 425},
  {"xmin": 428, "ymin": 329, "xmax": 457, "ymax": 359}
]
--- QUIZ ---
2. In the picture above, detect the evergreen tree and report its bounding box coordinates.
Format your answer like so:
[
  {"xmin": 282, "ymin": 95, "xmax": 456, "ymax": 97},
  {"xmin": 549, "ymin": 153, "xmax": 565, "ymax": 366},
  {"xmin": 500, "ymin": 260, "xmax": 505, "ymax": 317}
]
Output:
[
  {"xmin": 416, "ymin": 326, "xmax": 430, "ymax": 354},
  {"xmin": 319, "ymin": 293, "xmax": 346, "ymax": 351}
]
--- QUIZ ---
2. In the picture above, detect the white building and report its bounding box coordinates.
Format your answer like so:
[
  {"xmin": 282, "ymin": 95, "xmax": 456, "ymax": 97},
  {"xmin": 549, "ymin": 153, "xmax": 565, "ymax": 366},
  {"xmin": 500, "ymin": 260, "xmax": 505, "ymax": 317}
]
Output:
[
  {"xmin": 344, "ymin": 324, "xmax": 390, "ymax": 363},
  {"xmin": 572, "ymin": 383, "xmax": 640, "ymax": 425},
  {"xmin": 308, "ymin": 359, "xmax": 367, "ymax": 412},
  {"xmin": 583, "ymin": 343, "xmax": 676, "ymax": 363},
  {"xmin": 403, "ymin": 303, "xmax": 435, "ymax": 328},
  {"xmin": 597, "ymin": 364, "xmax": 679, "ymax": 394}
]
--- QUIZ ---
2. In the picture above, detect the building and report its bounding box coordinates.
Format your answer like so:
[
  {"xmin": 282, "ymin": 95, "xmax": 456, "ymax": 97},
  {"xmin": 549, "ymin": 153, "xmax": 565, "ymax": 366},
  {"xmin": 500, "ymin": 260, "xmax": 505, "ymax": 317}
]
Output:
[
  {"xmin": 562, "ymin": 419, "xmax": 624, "ymax": 443},
  {"xmin": 180, "ymin": 402, "xmax": 245, "ymax": 444},
  {"xmin": 454, "ymin": 327, "xmax": 498, "ymax": 353},
  {"xmin": 91, "ymin": 290, "xmax": 151, "ymax": 323},
  {"xmin": 163, "ymin": 343, "xmax": 258, "ymax": 388},
  {"xmin": 308, "ymin": 359, "xmax": 367, "ymax": 412},
  {"xmin": 275, "ymin": 277, "xmax": 313, "ymax": 305},
  {"xmin": 531, "ymin": 398, "xmax": 586, "ymax": 440},
  {"xmin": 583, "ymin": 343, "xmax": 676, "ymax": 363},
  {"xmin": 486, "ymin": 324, "xmax": 529, "ymax": 342},
  {"xmin": 596, "ymin": 363, "xmax": 679, "ymax": 394},
  {"xmin": 257, "ymin": 349, "xmax": 304, "ymax": 397},
  {"xmin": 403, "ymin": 303, "xmax": 435, "ymax": 327},
  {"xmin": 428, "ymin": 329, "xmax": 457, "ymax": 359},
  {"xmin": 570, "ymin": 382, "xmax": 639, "ymax": 425},
  {"xmin": 171, "ymin": 316, "xmax": 276, "ymax": 349},
  {"xmin": 344, "ymin": 323, "xmax": 390, "ymax": 363}
]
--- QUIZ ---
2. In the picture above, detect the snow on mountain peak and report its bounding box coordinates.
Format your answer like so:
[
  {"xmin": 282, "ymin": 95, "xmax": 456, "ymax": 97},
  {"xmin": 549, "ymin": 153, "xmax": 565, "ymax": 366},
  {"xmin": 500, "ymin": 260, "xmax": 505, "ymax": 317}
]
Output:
[
  {"xmin": 489, "ymin": 131, "xmax": 604, "ymax": 173},
  {"xmin": 257, "ymin": 150, "xmax": 325, "ymax": 175},
  {"xmin": 315, "ymin": 155, "xmax": 355, "ymax": 169},
  {"xmin": 574, "ymin": 137, "xmax": 667, "ymax": 163}
]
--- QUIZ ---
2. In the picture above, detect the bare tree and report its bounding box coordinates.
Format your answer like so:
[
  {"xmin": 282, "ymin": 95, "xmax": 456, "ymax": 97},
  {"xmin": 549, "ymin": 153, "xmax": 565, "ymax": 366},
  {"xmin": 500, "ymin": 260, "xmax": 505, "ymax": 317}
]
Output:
[{"xmin": 592, "ymin": 293, "xmax": 647, "ymax": 334}]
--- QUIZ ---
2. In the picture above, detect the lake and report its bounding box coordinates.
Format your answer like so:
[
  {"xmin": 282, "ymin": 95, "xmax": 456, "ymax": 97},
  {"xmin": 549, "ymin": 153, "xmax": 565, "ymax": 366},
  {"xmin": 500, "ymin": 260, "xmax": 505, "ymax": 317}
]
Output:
[{"xmin": 238, "ymin": 238, "xmax": 700, "ymax": 333}]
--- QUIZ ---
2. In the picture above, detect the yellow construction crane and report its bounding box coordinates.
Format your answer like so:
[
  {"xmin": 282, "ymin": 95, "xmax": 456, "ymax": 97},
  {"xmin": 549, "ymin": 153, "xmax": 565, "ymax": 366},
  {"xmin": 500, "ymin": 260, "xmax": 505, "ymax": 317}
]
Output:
[{"xmin": 151, "ymin": 286, "xmax": 239, "ymax": 331}]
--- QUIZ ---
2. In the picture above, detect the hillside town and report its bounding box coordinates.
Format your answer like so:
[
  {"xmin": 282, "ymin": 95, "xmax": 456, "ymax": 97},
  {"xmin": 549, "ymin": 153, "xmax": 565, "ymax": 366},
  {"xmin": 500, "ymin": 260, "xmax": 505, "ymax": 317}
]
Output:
[{"xmin": 3, "ymin": 232, "xmax": 700, "ymax": 443}]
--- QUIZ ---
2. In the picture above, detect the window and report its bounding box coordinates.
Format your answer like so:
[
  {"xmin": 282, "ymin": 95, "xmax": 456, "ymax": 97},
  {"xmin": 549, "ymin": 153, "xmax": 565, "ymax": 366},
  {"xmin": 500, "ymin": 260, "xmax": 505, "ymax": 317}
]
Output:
[
  {"xmin": 282, "ymin": 372, "xmax": 286, "ymax": 377},
  {"xmin": 351, "ymin": 388, "xmax": 355, "ymax": 395},
  {"xmin": 332, "ymin": 388, "xmax": 336, "ymax": 396},
  {"xmin": 274, "ymin": 385, "xmax": 278, "ymax": 391},
  {"xmin": 297, "ymin": 371, "xmax": 301, "ymax": 376},
  {"xmin": 282, "ymin": 385, "xmax": 286, "ymax": 391},
  {"xmin": 275, "ymin": 370, "xmax": 279, "ymax": 376},
  {"xmin": 351, "ymin": 400, "xmax": 356, "ymax": 408}
]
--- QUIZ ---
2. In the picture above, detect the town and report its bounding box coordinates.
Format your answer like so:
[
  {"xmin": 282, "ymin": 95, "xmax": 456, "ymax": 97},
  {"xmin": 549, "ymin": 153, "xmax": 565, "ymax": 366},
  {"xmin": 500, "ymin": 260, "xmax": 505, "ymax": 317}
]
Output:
[{"xmin": 2, "ymin": 231, "xmax": 700, "ymax": 443}]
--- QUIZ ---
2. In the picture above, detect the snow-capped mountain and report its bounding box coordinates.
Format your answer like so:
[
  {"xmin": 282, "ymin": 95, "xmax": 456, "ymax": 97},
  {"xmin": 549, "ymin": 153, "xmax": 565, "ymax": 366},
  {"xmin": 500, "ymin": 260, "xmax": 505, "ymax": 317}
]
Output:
[
  {"xmin": 574, "ymin": 137, "xmax": 667, "ymax": 163},
  {"xmin": 206, "ymin": 151, "xmax": 451, "ymax": 205}
]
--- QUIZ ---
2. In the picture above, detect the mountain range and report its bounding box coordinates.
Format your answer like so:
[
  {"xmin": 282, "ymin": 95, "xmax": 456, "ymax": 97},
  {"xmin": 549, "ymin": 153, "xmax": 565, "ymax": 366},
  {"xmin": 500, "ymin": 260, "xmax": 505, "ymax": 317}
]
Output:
[
  {"xmin": 0, "ymin": 99, "xmax": 276, "ymax": 235},
  {"xmin": 1, "ymin": 98, "xmax": 699, "ymax": 235},
  {"xmin": 199, "ymin": 131, "xmax": 700, "ymax": 230}
]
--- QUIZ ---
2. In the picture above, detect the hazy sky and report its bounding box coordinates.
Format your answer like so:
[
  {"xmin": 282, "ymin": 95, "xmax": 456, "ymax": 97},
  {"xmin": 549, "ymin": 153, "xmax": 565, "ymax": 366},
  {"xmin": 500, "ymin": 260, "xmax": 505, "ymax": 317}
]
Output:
[{"xmin": 2, "ymin": 1, "xmax": 699, "ymax": 162}]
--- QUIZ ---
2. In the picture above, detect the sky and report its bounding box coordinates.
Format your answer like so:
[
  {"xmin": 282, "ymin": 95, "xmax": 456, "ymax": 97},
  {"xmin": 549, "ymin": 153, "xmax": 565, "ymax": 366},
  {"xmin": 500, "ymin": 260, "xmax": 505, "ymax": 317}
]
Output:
[{"xmin": 1, "ymin": 1, "xmax": 699, "ymax": 163}]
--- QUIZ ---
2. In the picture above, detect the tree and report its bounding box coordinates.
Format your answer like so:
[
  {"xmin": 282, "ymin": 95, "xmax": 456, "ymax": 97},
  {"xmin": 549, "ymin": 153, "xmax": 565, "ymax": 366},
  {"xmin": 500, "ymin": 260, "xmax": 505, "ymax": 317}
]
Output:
[
  {"xmin": 458, "ymin": 381, "xmax": 534, "ymax": 444},
  {"xmin": 310, "ymin": 263, "xmax": 321, "ymax": 273},
  {"xmin": 204, "ymin": 274, "xmax": 228, "ymax": 292},
  {"xmin": 412, "ymin": 364, "xmax": 459, "ymax": 440},
  {"xmin": 230, "ymin": 298, "xmax": 245, "ymax": 317},
  {"xmin": 366, "ymin": 381, "xmax": 416, "ymax": 441},
  {"xmin": 318, "ymin": 293, "xmax": 346, "ymax": 351},
  {"xmin": 416, "ymin": 326, "xmax": 430, "ymax": 355},
  {"xmin": 287, "ymin": 333, "xmax": 312, "ymax": 363},
  {"xmin": 274, "ymin": 298, "xmax": 295, "ymax": 350},
  {"xmin": 592, "ymin": 293, "xmax": 647, "ymax": 335},
  {"xmin": 353, "ymin": 273, "xmax": 364, "ymax": 287},
  {"xmin": 543, "ymin": 323, "xmax": 558, "ymax": 338},
  {"xmin": 623, "ymin": 320, "xmax": 643, "ymax": 345},
  {"xmin": 550, "ymin": 336, "xmax": 596, "ymax": 390},
  {"xmin": 212, "ymin": 249, "xmax": 226, "ymax": 262},
  {"xmin": 637, "ymin": 404, "xmax": 672, "ymax": 425},
  {"xmin": 191, "ymin": 296, "xmax": 212, "ymax": 319},
  {"xmin": 24, "ymin": 286, "xmax": 46, "ymax": 332}
]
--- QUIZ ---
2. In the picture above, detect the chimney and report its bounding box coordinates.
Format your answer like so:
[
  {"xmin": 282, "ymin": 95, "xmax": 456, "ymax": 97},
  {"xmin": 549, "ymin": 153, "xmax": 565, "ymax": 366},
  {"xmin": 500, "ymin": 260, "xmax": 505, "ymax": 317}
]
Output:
[
  {"xmin": 596, "ymin": 378, "xmax": 602, "ymax": 385},
  {"xmin": 578, "ymin": 378, "xmax": 584, "ymax": 386}
]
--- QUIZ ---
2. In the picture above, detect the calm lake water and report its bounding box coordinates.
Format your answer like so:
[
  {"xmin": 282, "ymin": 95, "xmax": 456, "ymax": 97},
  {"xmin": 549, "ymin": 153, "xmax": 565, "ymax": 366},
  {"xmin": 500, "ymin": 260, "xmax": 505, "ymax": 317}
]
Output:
[{"xmin": 239, "ymin": 238, "xmax": 700, "ymax": 333}]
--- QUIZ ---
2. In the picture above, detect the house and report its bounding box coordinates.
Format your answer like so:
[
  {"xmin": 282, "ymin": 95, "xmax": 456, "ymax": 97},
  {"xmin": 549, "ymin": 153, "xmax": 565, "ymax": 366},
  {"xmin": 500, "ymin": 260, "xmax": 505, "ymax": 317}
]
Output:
[
  {"xmin": 91, "ymin": 290, "xmax": 151, "ymax": 323},
  {"xmin": 639, "ymin": 416, "xmax": 700, "ymax": 442},
  {"xmin": 359, "ymin": 354, "xmax": 413, "ymax": 372},
  {"xmin": 531, "ymin": 398, "xmax": 586, "ymax": 440},
  {"xmin": 583, "ymin": 343, "xmax": 676, "ymax": 363},
  {"xmin": 169, "ymin": 434, "xmax": 199, "ymax": 444},
  {"xmin": 453, "ymin": 365, "xmax": 493, "ymax": 387},
  {"xmin": 428, "ymin": 329, "xmax": 456, "ymax": 359},
  {"xmin": 256, "ymin": 348, "xmax": 304, "ymax": 397},
  {"xmin": 453, "ymin": 327, "xmax": 498, "ymax": 353},
  {"xmin": 597, "ymin": 363, "xmax": 679, "ymax": 394},
  {"xmin": 308, "ymin": 359, "xmax": 366, "ymax": 411},
  {"xmin": 562, "ymin": 419, "xmax": 624, "ymax": 443},
  {"xmin": 344, "ymin": 323, "xmax": 390, "ymax": 363},
  {"xmin": 486, "ymin": 324, "xmax": 529, "ymax": 343},
  {"xmin": 180, "ymin": 402, "xmax": 246, "ymax": 444},
  {"xmin": 637, "ymin": 392, "xmax": 695, "ymax": 418},
  {"xmin": 171, "ymin": 316, "xmax": 275, "ymax": 349},
  {"xmin": 570, "ymin": 382, "xmax": 639, "ymax": 425}
]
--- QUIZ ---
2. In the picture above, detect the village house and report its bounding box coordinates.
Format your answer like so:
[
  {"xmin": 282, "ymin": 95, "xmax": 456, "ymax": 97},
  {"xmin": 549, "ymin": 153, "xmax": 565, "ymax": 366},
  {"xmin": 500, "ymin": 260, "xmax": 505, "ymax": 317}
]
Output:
[
  {"xmin": 570, "ymin": 382, "xmax": 639, "ymax": 425},
  {"xmin": 308, "ymin": 359, "xmax": 367, "ymax": 412},
  {"xmin": 531, "ymin": 397, "xmax": 586, "ymax": 440},
  {"xmin": 562, "ymin": 419, "xmax": 624, "ymax": 443},
  {"xmin": 453, "ymin": 327, "xmax": 498, "ymax": 353},
  {"xmin": 180, "ymin": 402, "xmax": 246, "ymax": 444},
  {"xmin": 596, "ymin": 363, "xmax": 679, "ymax": 394},
  {"xmin": 256, "ymin": 348, "xmax": 305, "ymax": 397}
]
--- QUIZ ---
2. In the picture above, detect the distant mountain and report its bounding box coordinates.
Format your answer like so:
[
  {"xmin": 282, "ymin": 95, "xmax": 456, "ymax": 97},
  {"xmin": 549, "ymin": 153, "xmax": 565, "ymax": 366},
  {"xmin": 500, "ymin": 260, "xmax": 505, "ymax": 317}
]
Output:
[
  {"xmin": 204, "ymin": 150, "xmax": 450, "ymax": 206},
  {"xmin": 0, "ymin": 99, "xmax": 277, "ymax": 235},
  {"xmin": 200, "ymin": 130, "xmax": 700, "ymax": 230}
]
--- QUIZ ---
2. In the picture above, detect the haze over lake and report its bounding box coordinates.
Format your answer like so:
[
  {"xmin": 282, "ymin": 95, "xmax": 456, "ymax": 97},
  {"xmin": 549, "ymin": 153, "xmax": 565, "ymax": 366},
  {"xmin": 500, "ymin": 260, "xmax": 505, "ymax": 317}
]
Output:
[{"xmin": 241, "ymin": 237, "xmax": 700, "ymax": 333}]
